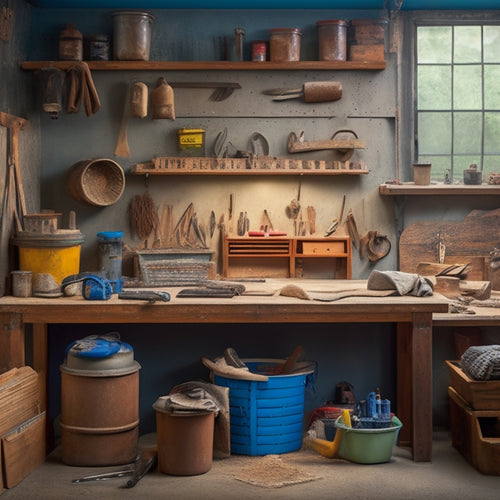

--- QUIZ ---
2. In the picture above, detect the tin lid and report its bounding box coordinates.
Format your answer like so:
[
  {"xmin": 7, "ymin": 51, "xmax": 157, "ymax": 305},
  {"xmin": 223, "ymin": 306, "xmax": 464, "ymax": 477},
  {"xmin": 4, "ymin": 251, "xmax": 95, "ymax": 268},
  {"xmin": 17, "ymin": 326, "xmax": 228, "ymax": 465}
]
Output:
[
  {"xmin": 112, "ymin": 10, "xmax": 155, "ymax": 21},
  {"xmin": 316, "ymin": 19, "xmax": 348, "ymax": 27},
  {"xmin": 269, "ymin": 28, "xmax": 302, "ymax": 36},
  {"xmin": 60, "ymin": 23, "xmax": 82, "ymax": 40},
  {"xmin": 350, "ymin": 18, "xmax": 388, "ymax": 26}
]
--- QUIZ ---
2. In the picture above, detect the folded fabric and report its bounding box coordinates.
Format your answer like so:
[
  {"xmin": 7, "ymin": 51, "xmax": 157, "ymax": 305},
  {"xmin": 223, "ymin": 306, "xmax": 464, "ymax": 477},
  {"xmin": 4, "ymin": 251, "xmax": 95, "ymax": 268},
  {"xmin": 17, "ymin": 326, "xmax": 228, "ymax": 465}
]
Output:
[
  {"xmin": 461, "ymin": 345, "xmax": 500, "ymax": 380},
  {"xmin": 153, "ymin": 386, "xmax": 220, "ymax": 414},
  {"xmin": 367, "ymin": 270, "xmax": 434, "ymax": 297}
]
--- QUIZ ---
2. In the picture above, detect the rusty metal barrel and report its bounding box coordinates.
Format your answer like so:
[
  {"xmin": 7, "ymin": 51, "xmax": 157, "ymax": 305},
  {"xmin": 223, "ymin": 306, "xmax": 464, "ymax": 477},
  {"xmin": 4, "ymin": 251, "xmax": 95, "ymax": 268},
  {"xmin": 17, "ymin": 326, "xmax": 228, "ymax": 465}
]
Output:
[{"xmin": 60, "ymin": 335, "xmax": 141, "ymax": 466}]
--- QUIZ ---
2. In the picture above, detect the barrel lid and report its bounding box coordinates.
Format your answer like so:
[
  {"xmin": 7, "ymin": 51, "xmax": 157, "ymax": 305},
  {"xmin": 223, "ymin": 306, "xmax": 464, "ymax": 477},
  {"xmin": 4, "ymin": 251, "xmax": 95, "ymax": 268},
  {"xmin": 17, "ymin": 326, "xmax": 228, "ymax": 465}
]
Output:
[
  {"xmin": 61, "ymin": 333, "xmax": 141, "ymax": 376},
  {"xmin": 12, "ymin": 230, "xmax": 84, "ymax": 247}
]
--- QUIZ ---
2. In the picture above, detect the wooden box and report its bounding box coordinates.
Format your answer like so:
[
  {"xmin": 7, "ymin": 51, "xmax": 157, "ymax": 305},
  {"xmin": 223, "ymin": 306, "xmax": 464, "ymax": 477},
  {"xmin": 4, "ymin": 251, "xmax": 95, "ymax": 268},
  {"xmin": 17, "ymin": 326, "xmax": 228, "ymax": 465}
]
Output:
[
  {"xmin": 446, "ymin": 360, "xmax": 500, "ymax": 410},
  {"xmin": 448, "ymin": 386, "xmax": 500, "ymax": 475},
  {"xmin": 1, "ymin": 412, "xmax": 46, "ymax": 488}
]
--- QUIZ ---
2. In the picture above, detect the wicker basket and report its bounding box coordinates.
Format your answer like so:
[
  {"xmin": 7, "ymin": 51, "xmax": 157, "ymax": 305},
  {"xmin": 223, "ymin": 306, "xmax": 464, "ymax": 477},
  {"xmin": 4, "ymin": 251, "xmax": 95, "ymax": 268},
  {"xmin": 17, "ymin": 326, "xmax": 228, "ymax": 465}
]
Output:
[{"xmin": 66, "ymin": 159, "xmax": 125, "ymax": 207}]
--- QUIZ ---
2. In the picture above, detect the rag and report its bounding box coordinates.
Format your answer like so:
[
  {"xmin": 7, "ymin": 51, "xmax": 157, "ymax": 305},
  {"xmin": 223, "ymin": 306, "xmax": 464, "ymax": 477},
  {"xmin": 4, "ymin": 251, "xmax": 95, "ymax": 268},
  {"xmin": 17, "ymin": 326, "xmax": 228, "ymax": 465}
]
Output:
[{"xmin": 367, "ymin": 270, "xmax": 434, "ymax": 297}]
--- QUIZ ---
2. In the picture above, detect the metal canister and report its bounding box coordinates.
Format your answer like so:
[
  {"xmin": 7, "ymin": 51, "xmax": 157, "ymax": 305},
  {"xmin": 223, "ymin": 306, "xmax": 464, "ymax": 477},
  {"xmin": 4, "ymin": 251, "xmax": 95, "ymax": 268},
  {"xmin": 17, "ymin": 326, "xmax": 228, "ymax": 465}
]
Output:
[
  {"xmin": 316, "ymin": 19, "xmax": 347, "ymax": 61},
  {"xmin": 252, "ymin": 40, "xmax": 267, "ymax": 62},
  {"xmin": 59, "ymin": 23, "xmax": 83, "ymax": 61},
  {"xmin": 269, "ymin": 28, "xmax": 302, "ymax": 62},
  {"xmin": 88, "ymin": 35, "xmax": 110, "ymax": 61}
]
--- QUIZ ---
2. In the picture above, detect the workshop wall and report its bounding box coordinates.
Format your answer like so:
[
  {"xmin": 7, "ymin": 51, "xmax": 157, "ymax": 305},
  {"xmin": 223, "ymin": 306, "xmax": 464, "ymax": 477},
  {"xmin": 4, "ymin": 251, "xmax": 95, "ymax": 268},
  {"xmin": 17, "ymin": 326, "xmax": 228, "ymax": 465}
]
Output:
[{"xmin": 29, "ymin": 8, "xmax": 396, "ymax": 276}]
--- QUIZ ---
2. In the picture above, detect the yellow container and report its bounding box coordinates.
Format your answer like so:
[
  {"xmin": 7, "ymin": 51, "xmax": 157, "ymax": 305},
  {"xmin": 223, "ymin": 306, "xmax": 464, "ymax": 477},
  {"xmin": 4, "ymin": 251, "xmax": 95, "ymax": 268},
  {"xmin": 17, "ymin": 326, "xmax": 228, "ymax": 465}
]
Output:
[
  {"xmin": 177, "ymin": 128, "xmax": 206, "ymax": 156},
  {"xmin": 14, "ymin": 232, "xmax": 84, "ymax": 285}
]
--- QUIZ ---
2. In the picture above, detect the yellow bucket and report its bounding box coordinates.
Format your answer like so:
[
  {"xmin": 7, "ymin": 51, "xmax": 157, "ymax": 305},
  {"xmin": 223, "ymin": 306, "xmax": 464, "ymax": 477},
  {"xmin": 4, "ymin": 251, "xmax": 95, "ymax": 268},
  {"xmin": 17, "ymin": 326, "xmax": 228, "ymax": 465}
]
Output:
[{"xmin": 14, "ymin": 232, "xmax": 85, "ymax": 285}]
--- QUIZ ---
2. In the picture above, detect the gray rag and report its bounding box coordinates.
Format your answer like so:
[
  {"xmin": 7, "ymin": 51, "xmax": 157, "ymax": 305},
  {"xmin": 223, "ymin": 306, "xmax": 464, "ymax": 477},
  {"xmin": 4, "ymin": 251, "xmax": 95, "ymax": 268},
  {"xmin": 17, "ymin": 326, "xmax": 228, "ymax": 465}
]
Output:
[
  {"xmin": 367, "ymin": 270, "xmax": 434, "ymax": 297},
  {"xmin": 461, "ymin": 345, "xmax": 500, "ymax": 381},
  {"xmin": 153, "ymin": 387, "xmax": 220, "ymax": 414}
]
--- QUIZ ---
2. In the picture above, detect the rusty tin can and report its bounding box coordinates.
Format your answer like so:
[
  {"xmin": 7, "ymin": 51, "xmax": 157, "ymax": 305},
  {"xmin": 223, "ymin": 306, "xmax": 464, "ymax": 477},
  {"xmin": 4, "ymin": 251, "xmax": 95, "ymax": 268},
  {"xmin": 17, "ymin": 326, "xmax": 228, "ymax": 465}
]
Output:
[
  {"xmin": 316, "ymin": 20, "xmax": 348, "ymax": 61},
  {"xmin": 252, "ymin": 40, "xmax": 267, "ymax": 62},
  {"xmin": 59, "ymin": 23, "xmax": 83, "ymax": 61},
  {"xmin": 269, "ymin": 28, "xmax": 302, "ymax": 62}
]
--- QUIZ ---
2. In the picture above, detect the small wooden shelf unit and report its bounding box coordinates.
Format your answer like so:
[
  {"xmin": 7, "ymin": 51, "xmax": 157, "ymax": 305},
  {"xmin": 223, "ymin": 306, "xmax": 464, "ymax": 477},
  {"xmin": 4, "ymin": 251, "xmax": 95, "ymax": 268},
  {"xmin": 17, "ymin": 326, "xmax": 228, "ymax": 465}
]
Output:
[{"xmin": 223, "ymin": 235, "xmax": 352, "ymax": 279}]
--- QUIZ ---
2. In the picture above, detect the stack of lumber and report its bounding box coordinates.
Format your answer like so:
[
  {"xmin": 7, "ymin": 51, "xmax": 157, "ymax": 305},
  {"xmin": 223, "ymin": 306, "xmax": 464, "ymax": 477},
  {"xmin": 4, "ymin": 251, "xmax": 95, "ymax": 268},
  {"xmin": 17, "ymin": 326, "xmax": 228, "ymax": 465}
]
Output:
[{"xmin": 0, "ymin": 366, "xmax": 45, "ymax": 489}]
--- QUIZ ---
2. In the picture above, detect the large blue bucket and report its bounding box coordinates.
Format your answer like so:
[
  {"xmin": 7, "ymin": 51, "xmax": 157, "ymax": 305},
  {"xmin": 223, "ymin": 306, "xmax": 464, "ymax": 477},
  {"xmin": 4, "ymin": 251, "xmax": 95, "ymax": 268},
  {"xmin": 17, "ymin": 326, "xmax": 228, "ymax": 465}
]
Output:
[{"xmin": 214, "ymin": 359, "xmax": 314, "ymax": 456}]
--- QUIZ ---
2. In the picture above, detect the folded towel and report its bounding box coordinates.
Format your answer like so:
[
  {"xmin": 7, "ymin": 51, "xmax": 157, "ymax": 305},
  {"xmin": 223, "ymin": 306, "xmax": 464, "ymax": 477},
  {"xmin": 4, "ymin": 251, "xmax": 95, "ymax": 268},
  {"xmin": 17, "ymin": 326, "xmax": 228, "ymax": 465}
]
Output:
[{"xmin": 367, "ymin": 270, "xmax": 434, "ymax": 297}]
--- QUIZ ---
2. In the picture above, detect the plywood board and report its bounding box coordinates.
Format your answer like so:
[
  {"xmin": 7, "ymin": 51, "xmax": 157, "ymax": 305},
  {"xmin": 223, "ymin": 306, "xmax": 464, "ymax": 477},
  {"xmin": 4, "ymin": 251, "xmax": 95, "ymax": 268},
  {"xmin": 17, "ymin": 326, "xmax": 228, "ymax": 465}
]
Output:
[{"xmin": 399, "ymin": 209, "xmax": 500, "ymax": 280}]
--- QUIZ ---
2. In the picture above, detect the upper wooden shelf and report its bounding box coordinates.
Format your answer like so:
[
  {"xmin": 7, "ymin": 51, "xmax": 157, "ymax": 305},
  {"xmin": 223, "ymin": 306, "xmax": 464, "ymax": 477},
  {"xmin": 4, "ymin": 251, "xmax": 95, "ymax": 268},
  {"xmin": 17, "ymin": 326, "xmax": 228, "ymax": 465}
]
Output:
[
  {"xmin": 21, "ymin": 60, "xmax": 386, "ymax": 71},
  {"xmin": 379, "ymin": 183, "xmax": 500, "ymax": 196}
]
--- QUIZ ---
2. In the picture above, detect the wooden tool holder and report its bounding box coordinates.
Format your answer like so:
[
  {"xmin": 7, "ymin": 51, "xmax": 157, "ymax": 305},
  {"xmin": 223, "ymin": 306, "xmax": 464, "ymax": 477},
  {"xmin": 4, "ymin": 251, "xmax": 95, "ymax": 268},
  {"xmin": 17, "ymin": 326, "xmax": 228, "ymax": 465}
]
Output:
[{"xmin": 131, "ymin": 156, "xmax": 368, "ymax": 175}]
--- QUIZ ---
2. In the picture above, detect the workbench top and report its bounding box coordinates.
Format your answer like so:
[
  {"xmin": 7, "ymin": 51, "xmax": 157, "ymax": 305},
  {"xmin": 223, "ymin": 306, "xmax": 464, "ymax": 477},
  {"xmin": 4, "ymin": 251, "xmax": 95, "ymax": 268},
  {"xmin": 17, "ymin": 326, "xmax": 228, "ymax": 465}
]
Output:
[{"xmin": 0, "ymin": 279, "xmax": 450, "ymax": 324}]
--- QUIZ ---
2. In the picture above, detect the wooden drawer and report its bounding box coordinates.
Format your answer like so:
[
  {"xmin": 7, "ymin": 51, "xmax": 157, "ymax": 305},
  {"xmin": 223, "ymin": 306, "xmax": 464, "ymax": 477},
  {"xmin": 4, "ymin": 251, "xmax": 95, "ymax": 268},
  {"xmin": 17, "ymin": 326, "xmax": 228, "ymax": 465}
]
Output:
[{"xmin": 301, "ymin": 241, "xmax": 346, "ymax": 255}]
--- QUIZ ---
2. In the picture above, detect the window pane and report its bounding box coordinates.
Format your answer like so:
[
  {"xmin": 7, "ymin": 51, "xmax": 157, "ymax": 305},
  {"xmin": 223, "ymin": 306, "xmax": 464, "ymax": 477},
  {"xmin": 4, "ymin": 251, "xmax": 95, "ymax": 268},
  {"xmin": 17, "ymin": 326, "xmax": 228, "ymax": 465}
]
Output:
[
  {"xmin": 484, "ymin": 65, "xmax": 500, "ymax": 108},
  {"xmin": 484, "ymin": 26, "xmax": 500, "ymax": 63},
  {"xmin": 454, "ymin": 65, "xmax": 482, "ymax": 109},
  {"xmin": 454, "ymin": 112, "xmax": 482, "ymax": 154},
  {"xmin": 418, "ymin": 65, "xmax": 451, "ymax": 109},
  {"xmin": 418, "ymin": 26, "xmax": 452, "ymax": 64},
  {"xmin": 417, "ymin": 156, "xmax": 450, "ymax": 183},
  {"xmin": 454, "ymin": 26, "xmax": 482, "ymax": 63},
  {"xmin": 483, "ymin": 155, "xmax": 500, "ymax": 179},
  {"xmin": 418, "ymin": 112, "xmax": 452, "ymax": 154},
  {"xmin": 454, "ymin": 156, "xmax": 481, "ymax": 177},
  {"xmin": 484, "ymin": 112, "xmax": 500, "ymax": 154}
]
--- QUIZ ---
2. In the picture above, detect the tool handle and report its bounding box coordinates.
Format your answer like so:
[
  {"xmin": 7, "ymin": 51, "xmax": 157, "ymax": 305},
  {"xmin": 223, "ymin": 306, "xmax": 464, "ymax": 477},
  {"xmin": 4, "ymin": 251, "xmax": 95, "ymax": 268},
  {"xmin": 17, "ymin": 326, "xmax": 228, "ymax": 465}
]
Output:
[{"xmin": 126, "ymin": 453, "xmax": 156, "ymax": 488}]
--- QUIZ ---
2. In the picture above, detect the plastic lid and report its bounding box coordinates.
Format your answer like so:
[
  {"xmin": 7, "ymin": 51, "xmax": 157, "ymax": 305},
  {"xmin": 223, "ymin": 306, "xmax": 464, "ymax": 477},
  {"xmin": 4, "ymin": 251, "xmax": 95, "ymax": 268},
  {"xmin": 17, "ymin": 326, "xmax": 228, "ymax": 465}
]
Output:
[
  {"xmin": 97, "ymin": 231, "xmax": 124, "ymax": 241},
  {"xmin": 178, "ymin": 128, "xmax": 205, "ymax": 134}
]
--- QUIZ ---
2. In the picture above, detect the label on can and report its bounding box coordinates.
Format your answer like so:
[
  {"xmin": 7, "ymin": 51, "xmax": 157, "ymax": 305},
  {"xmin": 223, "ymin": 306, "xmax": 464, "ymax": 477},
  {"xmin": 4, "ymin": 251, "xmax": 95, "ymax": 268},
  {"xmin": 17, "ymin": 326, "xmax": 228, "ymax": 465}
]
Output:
[{"xmin": 252, "ymin": 40, "xmax": 267, "ymax": 62}]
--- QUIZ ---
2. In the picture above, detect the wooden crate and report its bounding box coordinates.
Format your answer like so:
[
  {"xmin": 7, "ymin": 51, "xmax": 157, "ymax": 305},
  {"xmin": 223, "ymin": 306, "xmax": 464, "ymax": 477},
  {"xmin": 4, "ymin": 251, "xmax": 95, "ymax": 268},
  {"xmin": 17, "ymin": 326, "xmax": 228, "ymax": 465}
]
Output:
[
  {"xmin": 448, "ymin": 386, "xmax": 500, "ymax": 475},
  {"xmin": 446, "ymin": 360, "xmax": 500, "ymax": 410}
]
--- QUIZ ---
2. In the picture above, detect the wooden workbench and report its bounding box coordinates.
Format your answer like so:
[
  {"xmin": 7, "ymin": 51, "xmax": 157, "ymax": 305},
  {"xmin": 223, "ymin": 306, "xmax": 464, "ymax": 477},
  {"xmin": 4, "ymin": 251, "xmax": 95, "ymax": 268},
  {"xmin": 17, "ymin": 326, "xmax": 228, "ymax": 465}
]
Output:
[{"xmin": 0, "ymin": 279, "xmax": 449, "ymax": 462}]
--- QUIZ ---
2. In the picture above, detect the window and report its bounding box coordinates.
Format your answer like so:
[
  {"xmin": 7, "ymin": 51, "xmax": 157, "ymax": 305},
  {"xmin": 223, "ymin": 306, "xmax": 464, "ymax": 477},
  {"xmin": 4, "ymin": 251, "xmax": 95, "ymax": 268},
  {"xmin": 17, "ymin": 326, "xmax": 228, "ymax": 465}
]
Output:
[{"xmin": 416, "ymin": 24, "xmax": 500, "ymax": 183}]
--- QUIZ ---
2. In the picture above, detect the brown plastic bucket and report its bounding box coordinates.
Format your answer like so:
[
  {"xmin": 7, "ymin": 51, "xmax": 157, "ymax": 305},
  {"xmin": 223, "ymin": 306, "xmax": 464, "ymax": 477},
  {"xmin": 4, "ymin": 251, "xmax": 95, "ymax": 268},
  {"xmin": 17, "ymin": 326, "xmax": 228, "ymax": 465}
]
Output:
[
  {"xmin": 60, "ymin": 368, "xmax": 140, "ymax": 466},
  {"xmin": 155, "ymin": 409, "xmax": 214, "ymax": 476},
  {"xmin": 66, "ymin": 158, "xmax": 125, "ymax": 207}
]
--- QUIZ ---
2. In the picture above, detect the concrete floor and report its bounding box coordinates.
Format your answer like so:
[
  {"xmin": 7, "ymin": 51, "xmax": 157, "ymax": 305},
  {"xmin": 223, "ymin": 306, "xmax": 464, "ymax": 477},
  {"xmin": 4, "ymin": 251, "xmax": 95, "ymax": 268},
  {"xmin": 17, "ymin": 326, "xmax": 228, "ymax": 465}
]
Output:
[{"xmin": 1, "ymin": 431, "xmax": 499, "ymax": 499}]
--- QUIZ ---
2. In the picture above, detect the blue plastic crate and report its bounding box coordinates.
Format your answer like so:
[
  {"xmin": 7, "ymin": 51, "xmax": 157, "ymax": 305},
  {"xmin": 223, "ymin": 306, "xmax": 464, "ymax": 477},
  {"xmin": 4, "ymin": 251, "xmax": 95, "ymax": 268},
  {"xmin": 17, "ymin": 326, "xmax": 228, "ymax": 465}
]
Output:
[{"xmin": 214, "ymin": 359, "xmax": 314, "ymax": 456}]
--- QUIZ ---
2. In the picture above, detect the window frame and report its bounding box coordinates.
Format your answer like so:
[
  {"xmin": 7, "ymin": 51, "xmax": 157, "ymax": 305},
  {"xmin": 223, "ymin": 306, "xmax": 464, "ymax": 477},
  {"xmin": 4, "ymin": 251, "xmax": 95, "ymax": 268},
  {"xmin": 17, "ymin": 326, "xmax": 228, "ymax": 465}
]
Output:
[{"xmin": 398, "ymin": 9, "xmax": 500, "ymax": 182}]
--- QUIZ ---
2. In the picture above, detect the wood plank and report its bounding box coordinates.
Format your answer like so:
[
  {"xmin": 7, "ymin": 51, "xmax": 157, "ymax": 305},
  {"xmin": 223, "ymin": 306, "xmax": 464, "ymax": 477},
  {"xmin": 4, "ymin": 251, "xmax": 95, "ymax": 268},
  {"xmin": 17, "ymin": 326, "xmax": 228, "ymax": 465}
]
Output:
[
  {"xmin": 397, "ymin": 322, "xmax": 412, "ymax": 447},
  {"xmin": 399, "ymin": 209, "xmax": 500, "ymax": 279},
  {"xmin": 21, "ymin": 60, "xmax": 386, "ymax": 71},
  {"xmin": 380, "ymin": 183, "xmax": 500, "ymax": 196}
]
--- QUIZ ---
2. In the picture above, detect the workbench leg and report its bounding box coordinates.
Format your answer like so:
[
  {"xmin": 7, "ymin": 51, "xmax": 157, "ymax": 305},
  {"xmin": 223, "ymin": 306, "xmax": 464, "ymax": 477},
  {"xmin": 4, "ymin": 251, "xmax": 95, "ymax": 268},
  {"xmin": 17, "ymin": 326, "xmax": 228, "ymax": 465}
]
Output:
[
  {"xmin": 397, "ymin": 322, "xmax": 412, "ymax": 447},
  {"xmin": 0, "ymin": 312, "xmax": 25, "ymax": 372},
  {"xmin": 411, "ymin": 312, "xmax": 433, "ymax": 462},
  {"xmin": 32, "ymin": 323, "xmax": 48, "ymax": 413}
]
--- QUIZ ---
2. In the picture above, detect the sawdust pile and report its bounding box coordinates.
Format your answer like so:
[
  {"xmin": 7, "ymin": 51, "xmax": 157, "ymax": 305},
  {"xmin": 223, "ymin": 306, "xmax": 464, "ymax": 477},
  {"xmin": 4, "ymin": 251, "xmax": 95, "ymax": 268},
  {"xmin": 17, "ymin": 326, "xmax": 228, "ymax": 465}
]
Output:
[{"xmin": 234, "ymin": 454, "xmax": 321, "ymax": 488}]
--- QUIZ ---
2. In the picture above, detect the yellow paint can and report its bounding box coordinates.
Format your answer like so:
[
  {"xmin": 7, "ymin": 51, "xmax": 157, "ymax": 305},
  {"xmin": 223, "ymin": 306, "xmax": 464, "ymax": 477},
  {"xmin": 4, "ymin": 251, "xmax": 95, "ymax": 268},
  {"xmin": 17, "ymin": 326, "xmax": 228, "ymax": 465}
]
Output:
[{"xmin": 14, "ymin": 231, "xmax": 85, "ymax": 285}]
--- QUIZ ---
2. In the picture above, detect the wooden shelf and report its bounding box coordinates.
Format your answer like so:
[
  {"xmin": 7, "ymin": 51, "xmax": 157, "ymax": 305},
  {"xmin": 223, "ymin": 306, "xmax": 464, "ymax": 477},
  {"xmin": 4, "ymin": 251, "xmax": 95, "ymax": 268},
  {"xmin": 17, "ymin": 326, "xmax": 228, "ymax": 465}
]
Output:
[
  {"xmin": 131, "ymin": 157, "xmax": 369, "ymax": 176},
  {"xmin": 21, "ymin": 60, "xmax": 386, "ymax": 71},
  {"xmin": 379, "ymin": 183, "xmax": 500, "ymax": 196}
]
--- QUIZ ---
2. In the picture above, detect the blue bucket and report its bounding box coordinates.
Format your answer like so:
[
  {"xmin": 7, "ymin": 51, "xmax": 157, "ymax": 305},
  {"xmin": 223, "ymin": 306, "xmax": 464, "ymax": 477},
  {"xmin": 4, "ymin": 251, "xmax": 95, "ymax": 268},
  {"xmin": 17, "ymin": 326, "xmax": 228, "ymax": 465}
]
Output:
[{"xmin": 214, "ymin": 359, "xmax": 314, "ymax": 456}]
